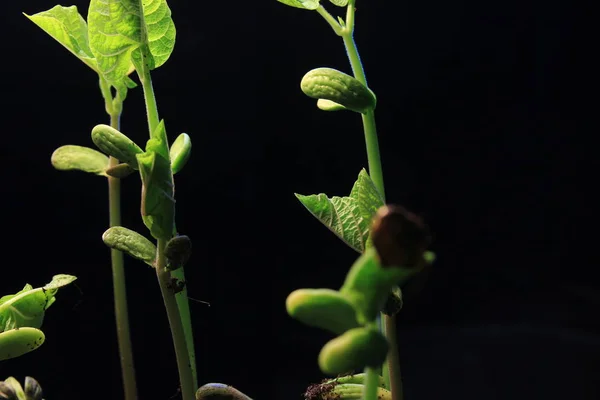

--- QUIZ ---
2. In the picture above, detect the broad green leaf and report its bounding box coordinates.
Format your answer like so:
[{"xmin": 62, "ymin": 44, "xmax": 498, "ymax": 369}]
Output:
[
  {"xmin": 87, "ymin": 0, "xmax": 176, "ymax": 85},
  {"xmin": 51, "ymin": 145, "xmax": 109, "ymax": 176},
  {"xmin": 102, "ymin": 226, "xmax": 157, "ymax": 266},
  {"xmin": 137, "ymin": 121, "xmax": 175, "ymax": 240},
  {"xmin": 0, "ymin": 275, "xmax": 76, "ymax": 332},
  {"xmin": 295, "ymin": 169, "xmax": 384, "ymax": 252},
  {"xmin": 24, "ymin": 5, "xmax": 97, "ymax": 72},
  {"xmin": 0, "ymin": 327, "xmax": 45, "ymax": 361},
  {"xmin": 277, "ymin": 0, "xmax": 320, "ymax": 10}
]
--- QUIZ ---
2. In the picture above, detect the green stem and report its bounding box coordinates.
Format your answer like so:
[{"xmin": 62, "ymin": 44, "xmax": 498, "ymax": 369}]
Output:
[
  {"xmin": 99, "ymin": 78, "xmax": 138, "ymax": 400},
  {"xmin": 363, "ymin": 366, "xmax": 380, "ymax": 400},
  {"xmin": 137, "ymin": 66, "xmax": 196, "ymax": 400},
  {"xmin": 339, "ymin": 4, "xmax": 403, "ymax": 400},
  {"xmin": 156, "ymin": 239, "xmax": 195, "ymax": 400}
]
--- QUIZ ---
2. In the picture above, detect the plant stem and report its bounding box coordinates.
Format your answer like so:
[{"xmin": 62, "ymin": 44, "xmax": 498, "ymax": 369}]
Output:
[
  {"xmin": 339, "ymin": 3, "xmax": 403, "ymax": 400},
  {"xmin": 156, "ymin": 239, "xmax": 195, "ymax": 400},
  {"xmin": 99, "ymin": 78, "xmax": 138, "ymax": 400},
  {"xmin": 363, "ymin": 366, "xmax": 380, "ymax": 400},
  {"xmin": 137, "ymin": 65, "xmax": 196, "ymax": 400}
]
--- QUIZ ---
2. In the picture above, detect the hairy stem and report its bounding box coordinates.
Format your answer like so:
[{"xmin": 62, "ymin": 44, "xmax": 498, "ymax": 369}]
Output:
[
  {"xmin": 138, "ymin": 65, "xmax": 196, "ymax": 400},
  {"xmin": 100, "ymin": 78, "xmax": 138, "ymax": 400},
  {"xmin": 339, "ymin": 3, "xmax": 403, "ymax": 400}
]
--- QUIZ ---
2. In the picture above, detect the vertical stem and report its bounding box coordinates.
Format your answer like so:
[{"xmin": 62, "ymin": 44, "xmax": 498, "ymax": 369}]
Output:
[
  {"xmin": 156, "ymin": 239, "xmax": 195, "ymax": 400},
  {"xmin": 338, "ymin": 4, "xmax": 403, "ymax": 400},
  {"xmin": 100, "ymin": 78, "xmax": 138, "ymax": 400},
  {"xmin": 137, "ymin": 65, "xmax": 196, "ymax": 400},
  {"xmin": 363, "ymin": 366, "xmax": 380, "ymax": 400}
]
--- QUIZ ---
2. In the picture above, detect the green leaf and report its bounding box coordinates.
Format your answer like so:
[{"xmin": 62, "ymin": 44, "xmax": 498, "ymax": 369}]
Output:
[
  {"xmin": 0, "ymin": 327, "xmax": 45, "ymax": 361},
  {"xmin": 137, "ymin": 121, "xmax": 175, "ymax": 240},
  {"xmin": 102, "ymin": 226, "xmax": 157, "ymax": 266},
  {"xmin": 0, "ymin": 275, "xmax": 76, "ymax": 333},
  {"xmin": 295, "ymin": 169, "xmax": 384, "ymax": 252},
  {"xmin": 51, "ymin": 145, "xmax": 109, "ymax": 176},
  {"xmin": 24, "ymin": 5, "xmax": 97, "ymax": 72},
  {"xmin": 87, "ymin": 0, "xmax": 176, "ymax": 85},
  {"xmin": 277, "ymin": 0, "xmax": 320, "ymax": 10},
  {"xmin": 328, "ymin": 0, "xmax": 348, "ymax": 6}
]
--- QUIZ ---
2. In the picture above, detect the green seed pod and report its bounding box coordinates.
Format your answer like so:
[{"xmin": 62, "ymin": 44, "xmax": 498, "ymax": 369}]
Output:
[
  {"xmin": 105, "ymin": 162, "xmax": 136, "ymax": 178},
  {"xmin": 381, "ymin": 285, "xmax": 403, "ymax": 316},
  {"xmin": 91, "ymin": 124, "xmax": 143, "ymax": 169},
  {"xmin": 164, "ymin": 235, "xmax": 192, "ymax": 270},
  {"xmin": 301, "ymin": 68, "xmax": 376, "ymax": 114},
  {"xmin": 286, "ymin": 288, "xmax": 360, "ymax": 335},
  {"xmin": 323, "ymin": 373, "xmax": 388, "ymax": 390},
  {"xmin": 339, "ymin": 248, "xmax": 412, "ymax": 324},
  {"xmin": 0, "ymin": 328, "xmax": 45, "ymax": 361},
  {"xmin": 102, "ymin": 226, "xmax": 157, "ymax": 267},
  {"xmin": 196, "ymin": 383, "xmax": 253, "ymax": 400},
  {"xmin": 24, "ymin": 377, "xmax": 43, "ymax": 400},
  {"xmin": 170, "ymin": 133, "xmax": 192, "ymax": 175},
  {"xmin": 318, "ymin": 327, "xmax": 389, "ymax": 376}
]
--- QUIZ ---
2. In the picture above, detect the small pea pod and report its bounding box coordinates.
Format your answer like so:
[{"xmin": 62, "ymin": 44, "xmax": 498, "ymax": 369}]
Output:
[
  {"xmin": 0, "ymin": 328, "xmax": 45, "ymax": 361},
  {"xmin": 301, "ymin": 68, "xmax": 376, "ymax": 114},
  {"xmin": 318, "ymin": 326, "xmax": 389, "ymax": 375},
  {"xmin": 286, "ymin": 288, "xmax": 360, "ymax": 335},
  {"xmin": 102, "ymin": 226, "xmax": 157, "ymax": 267},
  {"xmin": 195, "ymin": 383, "xmax": 252, "ymax": 400},
  {"xmin": 170, "ymin": 133, "xmax": 192, "ymax": 175},
  {"xmin": 91, "ymin": 124, "xmax": 143, "ymax": 169}
]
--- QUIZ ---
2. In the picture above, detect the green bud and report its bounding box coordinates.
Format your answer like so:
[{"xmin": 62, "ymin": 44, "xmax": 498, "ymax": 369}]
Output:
[
  {"xmin": 286, "ymin": 288, "xmax": 360, "ymax": 335},
  {"xmin": 318, "ymin": 327, "xmax": 389, "ymax": 376},
  {"xmin": 170, "ymin": 133, "xmax": 192, "ymax": 175}
]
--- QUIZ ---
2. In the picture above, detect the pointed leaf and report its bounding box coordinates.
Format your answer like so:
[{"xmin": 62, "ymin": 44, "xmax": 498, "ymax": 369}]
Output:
[
  {"xmin": 24, "ymin": 5, "xmax": 97, "ymax": 72},
  {"xmin": 51, "ymin": 145, "xmax": 109, "ymax": 176},
  {"xmin": 349, "ymin": 168, "xmax": 385, "ymax": 248},
  {"xmin": 277, "ymin": 0, "xmax": 320, "ymax": 9},
  {"xmin": 87, "ymin": 0, "xmax": 176, "ymax": 85},
  {"xmin": 102, "ymin": 226, "xmax": 157, "ymax": 266},
  {"xmin": 295, "ymin": 193, "xmax": 368, "ymax": 252},
  {"xmin": 43, "ymin": 275, "xmax": 77, "ymax": 290}
]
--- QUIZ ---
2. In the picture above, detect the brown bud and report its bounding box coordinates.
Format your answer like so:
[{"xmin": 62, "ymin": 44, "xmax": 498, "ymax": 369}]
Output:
[{"xmin": 371, "ymin": 205, "xmax": 431, "ymax": 268}]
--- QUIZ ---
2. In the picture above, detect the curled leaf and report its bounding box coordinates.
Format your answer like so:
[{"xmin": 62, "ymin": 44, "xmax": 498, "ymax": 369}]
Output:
[{"xmin": 170, "ymin": 133, "xmax": 191, "ymax": 175}]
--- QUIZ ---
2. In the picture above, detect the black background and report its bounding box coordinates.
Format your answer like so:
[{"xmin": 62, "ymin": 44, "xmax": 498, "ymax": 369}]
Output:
[{"xmin": 1, "ymin": 1, "xmax": 594, "ymax": 400}]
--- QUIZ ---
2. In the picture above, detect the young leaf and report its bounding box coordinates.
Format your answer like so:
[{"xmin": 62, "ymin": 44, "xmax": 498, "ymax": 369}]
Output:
[
  {"xmin": 24, "ymin": 5, "xmax": 97, "ymax": 72},
  {"xmin": 295, "ymin": 169, "xmax": 384, "ymax": 252},
  {"xmin": 87, "ymin": 0, "xmax": 176, "ymax": 85},
  {"xmin": 102, "ymin": 226, "xmax": 157, "ymax": 266},
  {"xmin": 277, "ymin": 0, "xmax": 320, "ymax": 10},
  {"xmin": 51, "ymin": 145, "xmax": 109, "ymax": 176},
  {"xmin": 137, "ymin": 121, "xmax": 175, "ymax": 240},
  {"xmin": 0, "ymin": 275, "xmax": 76, "ymax": 332},
  {"xmin": 170, "ymin": 133, "xmax": 191, "ymax": 175}
]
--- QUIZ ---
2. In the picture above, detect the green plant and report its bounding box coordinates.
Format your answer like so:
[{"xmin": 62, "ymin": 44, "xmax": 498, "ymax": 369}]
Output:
[{"xmin": 276, "ymin": 1, "xmax": 435, "ymax": 400}]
